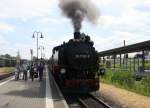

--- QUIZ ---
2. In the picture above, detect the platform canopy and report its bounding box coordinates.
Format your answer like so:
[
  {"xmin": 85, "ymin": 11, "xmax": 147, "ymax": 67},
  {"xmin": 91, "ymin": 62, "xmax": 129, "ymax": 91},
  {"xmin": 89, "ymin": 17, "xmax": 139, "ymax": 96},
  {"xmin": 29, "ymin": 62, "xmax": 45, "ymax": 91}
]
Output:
[{"xmin": 98, "ymin": 40, "xmax": 150, "ymax": 57}]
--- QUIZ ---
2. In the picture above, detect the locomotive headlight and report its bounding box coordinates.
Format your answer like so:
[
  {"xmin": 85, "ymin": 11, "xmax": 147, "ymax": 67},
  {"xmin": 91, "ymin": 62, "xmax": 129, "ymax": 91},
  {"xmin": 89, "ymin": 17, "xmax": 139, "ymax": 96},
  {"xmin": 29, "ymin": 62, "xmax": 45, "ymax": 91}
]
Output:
[{"xmin": 60, "ymin": 68, "xmax": 66, "ymax": 74}]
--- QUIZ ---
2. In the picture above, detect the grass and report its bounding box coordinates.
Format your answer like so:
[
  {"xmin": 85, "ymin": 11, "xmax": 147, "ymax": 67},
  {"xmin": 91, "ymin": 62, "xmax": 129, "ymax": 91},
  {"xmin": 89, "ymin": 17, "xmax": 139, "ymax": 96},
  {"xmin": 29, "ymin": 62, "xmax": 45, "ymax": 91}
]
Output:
[
  {"xmin": 145, "ymin": 62, "xmax": 150, "ymax": 70},
  {"xmin": 101, "ymin": 69, "xmax": 150, "ymax": 97},
  {"xmin": 0, "ymin": 67, "xmax": 15, "ymax": 74}
]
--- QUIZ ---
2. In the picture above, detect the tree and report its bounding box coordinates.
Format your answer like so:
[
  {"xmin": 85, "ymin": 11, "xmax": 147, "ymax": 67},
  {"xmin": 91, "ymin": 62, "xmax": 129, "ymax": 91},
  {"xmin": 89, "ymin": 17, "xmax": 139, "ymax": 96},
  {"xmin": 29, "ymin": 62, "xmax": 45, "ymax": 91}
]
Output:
[{"xmin": 5, "ymin": 54, "xmax": 11, "ymax": 59}]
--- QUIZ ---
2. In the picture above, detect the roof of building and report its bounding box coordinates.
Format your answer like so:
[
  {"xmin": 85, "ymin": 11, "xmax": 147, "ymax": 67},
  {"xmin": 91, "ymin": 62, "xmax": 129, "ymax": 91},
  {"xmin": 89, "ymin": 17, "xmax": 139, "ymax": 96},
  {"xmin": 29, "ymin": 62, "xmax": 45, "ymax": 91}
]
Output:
[{"xmin": 98, "ymin": 40, "xmax": 150, "ymax": 56}]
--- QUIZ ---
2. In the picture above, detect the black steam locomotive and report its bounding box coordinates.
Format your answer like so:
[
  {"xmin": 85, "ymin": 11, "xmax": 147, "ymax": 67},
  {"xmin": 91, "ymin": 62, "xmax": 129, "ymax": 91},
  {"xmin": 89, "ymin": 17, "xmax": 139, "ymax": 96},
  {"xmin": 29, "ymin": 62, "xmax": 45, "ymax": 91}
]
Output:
[{"xmin": 49, "ymin": 32, "xmax": 103, "ymax": 93}]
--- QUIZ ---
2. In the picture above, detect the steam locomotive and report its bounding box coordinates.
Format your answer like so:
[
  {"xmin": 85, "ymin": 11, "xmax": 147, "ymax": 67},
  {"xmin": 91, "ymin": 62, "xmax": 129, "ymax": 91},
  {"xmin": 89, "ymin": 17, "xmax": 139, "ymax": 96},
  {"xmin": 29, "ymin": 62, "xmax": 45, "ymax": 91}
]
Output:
[{"xmin": 49, "ymin": 32, "xmax": 104, "ymax": 93}]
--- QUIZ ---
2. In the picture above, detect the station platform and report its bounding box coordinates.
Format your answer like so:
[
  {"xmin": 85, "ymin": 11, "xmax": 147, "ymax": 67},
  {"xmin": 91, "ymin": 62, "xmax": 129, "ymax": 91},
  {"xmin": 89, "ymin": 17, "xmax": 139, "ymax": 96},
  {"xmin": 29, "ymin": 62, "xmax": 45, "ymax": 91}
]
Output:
[{"xmin": 0, "ymin": 66, "xmax": 68, "ymax": 108}]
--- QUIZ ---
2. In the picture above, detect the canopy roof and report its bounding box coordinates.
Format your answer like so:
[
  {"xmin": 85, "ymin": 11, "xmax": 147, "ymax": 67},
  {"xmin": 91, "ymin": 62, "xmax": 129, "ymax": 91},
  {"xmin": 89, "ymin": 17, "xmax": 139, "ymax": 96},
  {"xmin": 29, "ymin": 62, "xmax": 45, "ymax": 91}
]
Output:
[{"xmin": 98, "ymin": 40, "xmax": 150, "ymax": 57}]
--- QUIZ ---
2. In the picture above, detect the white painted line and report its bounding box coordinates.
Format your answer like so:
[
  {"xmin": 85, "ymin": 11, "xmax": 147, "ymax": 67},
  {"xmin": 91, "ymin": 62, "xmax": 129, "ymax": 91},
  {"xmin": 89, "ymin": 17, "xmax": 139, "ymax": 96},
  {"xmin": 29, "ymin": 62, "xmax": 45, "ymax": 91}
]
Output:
[
  {"xmin": 0, "ymin": 77, "xmax": 14, "ymax": 86},
  {"xmin": 46, "ymin": 67, "xmax": 54, "ymax": 108},
  {"xmin": 50, "ymin": 72, "xmax": 69, "ymax": 108}
]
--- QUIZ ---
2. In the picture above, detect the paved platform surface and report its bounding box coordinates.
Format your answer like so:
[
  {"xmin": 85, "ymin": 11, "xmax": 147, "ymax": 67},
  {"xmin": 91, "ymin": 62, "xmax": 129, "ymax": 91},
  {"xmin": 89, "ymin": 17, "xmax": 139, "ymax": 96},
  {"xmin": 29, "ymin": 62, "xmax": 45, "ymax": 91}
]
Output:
[
  {"xmin": 48, "ymin": 71, "xmax": 68, "ymax": 108},
  {"xmin": 0, "ymin": 66, "xmax": 68, "ymax": 108},
  {"xmin": 0, "ymin": 74, "xmax": 46, "ymax": 108}
]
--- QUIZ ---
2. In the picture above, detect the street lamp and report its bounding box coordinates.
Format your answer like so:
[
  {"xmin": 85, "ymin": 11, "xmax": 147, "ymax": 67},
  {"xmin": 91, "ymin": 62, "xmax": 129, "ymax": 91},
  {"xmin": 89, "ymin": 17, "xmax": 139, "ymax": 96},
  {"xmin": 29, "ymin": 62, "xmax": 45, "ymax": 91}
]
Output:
[
  {"xmin": 39, "ymin": 46, "xmax": 45, "ymax": 59},
  {"xmin": 32, "ymin": 31, "xmax": 44, "ymax": 64},
  {"xmin": 30, "ymin": 49, "xmax": 33, "ymax": 60}
]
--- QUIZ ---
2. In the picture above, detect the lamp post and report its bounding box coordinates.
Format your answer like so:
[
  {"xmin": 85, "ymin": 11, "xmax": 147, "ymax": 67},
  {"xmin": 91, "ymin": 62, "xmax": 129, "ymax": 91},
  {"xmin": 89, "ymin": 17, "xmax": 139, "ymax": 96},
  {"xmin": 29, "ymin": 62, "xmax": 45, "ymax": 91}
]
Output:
[
  {"xmin": 32, "ymin": 31, "xmax": 44, "ymax": 64},
  {"xmin": 39, "ymin": 46, "xmax": 44, "ymax": 59},
  {"xmin": 30, "ymin": 49, "xmax": 33, "ymax": 60}
]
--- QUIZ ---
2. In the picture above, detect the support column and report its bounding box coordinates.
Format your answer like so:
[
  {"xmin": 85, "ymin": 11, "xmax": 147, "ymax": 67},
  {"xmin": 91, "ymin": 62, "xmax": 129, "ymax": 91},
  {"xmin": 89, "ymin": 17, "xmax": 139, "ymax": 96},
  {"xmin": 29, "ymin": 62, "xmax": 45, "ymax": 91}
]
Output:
[
  {"xmin": 142, "ymin": 51, "xmax": 145, "ymax": 71},
  {"xmin": 129, "ymin": 58, "xmax": 132, "ymax": 72},
  {"xmin": 114, "ymin": 55, "xmax": 116, "ymax": 69},
  {"xmin": 138, "ymin": 57, "xmax": 139, "ymax": 71},
  {"xmin": 134, "ymin": 57, "xmax": 135, "ymax": 72},
  {"xmin": 126, "ymin": 54, "xmax": 128, "ymax": 69},
  {"xmin": 123, "ymin": 54, "xmax": 125, "ymax": 68},
  {"xmin": 120, "ymin": 54, "xmax": 122, "ymax": 68}
]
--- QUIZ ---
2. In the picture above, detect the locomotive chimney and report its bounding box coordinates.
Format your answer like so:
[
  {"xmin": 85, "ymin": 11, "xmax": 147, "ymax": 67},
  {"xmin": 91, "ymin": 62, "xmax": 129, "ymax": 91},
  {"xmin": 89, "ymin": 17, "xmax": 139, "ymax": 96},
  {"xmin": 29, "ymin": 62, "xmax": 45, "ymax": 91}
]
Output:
[{"xmin": 74, "ymin": 32, "xmax": 81, "ymax": 39}]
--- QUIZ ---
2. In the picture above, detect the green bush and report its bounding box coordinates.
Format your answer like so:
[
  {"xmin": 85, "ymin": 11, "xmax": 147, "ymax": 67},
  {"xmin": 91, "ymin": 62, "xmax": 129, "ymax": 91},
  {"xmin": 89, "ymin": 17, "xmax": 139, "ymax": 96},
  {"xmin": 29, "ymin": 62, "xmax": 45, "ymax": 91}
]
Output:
[
  {"xmin": 141, "ymin": 76, "xmax": 150, "ymax": 87},
  {"xmin": 101, "ymin": 69, "xmax": 150, "ymax": 97},
  {"xmin": 141, "ymin": 77, "xmax": 150, "ymax": 95},
  {"xmin": 111, "ymin": 71, "xmax": 134, "ymax": 88},
  {"xmin": 101, "ymin": 69, "xmax": 113, "ymax": 83},
  {"xmin": 144, "ymin": 63, "xmax": 150, "ymax": 70},
  {"xmin": 133, "ymin": 78, "xmax": 150, "ymax": 96}
]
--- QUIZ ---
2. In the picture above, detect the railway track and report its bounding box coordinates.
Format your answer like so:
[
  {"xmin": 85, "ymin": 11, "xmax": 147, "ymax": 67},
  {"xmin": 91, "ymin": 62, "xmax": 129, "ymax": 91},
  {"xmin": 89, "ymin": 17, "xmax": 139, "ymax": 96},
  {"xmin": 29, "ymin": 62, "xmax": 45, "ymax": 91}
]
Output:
[
  {"xmin": 64, "ymin": 94, "xmax": 82, "ymax": 108},
  {"xmin": 64, "ymin": 93, "xmax": 112, "ymax": 108},
  {"xmin": 77, "ymin": 93, "xmax": 112, "ymax": 108},
  {"xmin": 0, "ymin": 72, "xmax": 14, "ymax": 80}
]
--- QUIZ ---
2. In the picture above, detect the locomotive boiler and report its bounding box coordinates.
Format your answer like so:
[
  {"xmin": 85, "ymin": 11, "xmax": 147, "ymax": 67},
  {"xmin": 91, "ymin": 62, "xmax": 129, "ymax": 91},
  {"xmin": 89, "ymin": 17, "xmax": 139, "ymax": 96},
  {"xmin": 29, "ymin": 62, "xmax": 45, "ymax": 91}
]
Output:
[{"xmin": 49, "ymin": 32, "xmax": 104, "ymax": 93}]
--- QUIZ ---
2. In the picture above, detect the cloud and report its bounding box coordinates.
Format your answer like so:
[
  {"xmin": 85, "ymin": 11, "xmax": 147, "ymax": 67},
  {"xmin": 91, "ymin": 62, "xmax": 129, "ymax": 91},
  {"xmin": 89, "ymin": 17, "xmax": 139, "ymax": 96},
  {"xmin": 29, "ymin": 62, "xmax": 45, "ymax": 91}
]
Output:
[
  {"xmin": 0, "ymin": 0, "xmax": 149, "ymax": 59},
  {"xmin": 92, "ymin": 31, "xmax": 150, "ymax": 52},
  {"xmin": 97, "ymin": 0, "xmax": 150, "ymax": 9},
  {"xmin": 13, "ymin": 43, "xmax": 35, "ymax": 59},
  {"xmin": 100, "ymin": 11, "xmax": 150, "ymax": 30},
  {"xmin": 0, "ymin": 34, "xmax": 13, "ymax": 55},
  {"xmin": 0, "ymin": 35, "xmax": 9, "ymax": 46},
  {"xmin": 0, "ymin": 0, "xmax": 55, "ymax": 20},
  {"xmin": 3, "ymin": 30, "xmax": 149, "ymax": 59},
  {"xmin": 40, "ymin": 34, "xmax": 72, "ymax": 59},
  {"xmin": 0, "ymin": 23, "xmax": 15, "ymax": 32},
  {"xmin": 8, "ymin": 34, "xmax": 72, "ymax": 59},
  {"xmin": 38, "ymin": 17, "xmax": 69, "ymax": 24},
  {"xmin": 41, "ymin": 30, "xmax": 149, "ymax": 59},
  {"xmin": 136, "ymin": 5, "xmax": 150, "ymax": 12},
  {"xmin": 97, "ymin": 0, "xmax": 150, "ymax": 36}
]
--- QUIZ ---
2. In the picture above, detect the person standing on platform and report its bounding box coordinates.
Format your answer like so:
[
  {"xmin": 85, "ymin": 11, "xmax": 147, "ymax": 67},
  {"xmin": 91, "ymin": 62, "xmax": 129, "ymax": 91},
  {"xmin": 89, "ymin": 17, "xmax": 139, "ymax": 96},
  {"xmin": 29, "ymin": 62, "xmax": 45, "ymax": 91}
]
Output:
[
  {"xmin": 26, "ymin": 63, "xmax": 30, "ymax": 78},
  {"xmin": 30, "ymin": 64, "xmax": 35, "ymax": 81},
  {"xmin": 15, "ymin": 64, "xmax": 21, "ymax": 80},
  {"xmin": 38, "ymin": 63, "xmax": 44, "ymax": 81},
  {"xmin": 22, "ymin": 62, "xmax": 28, "ymax": 81}
]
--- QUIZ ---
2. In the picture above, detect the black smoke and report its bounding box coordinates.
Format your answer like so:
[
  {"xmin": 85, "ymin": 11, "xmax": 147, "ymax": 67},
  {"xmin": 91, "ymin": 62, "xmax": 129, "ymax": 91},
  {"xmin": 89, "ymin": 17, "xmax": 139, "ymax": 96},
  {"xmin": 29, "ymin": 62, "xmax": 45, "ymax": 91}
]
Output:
[{"xmin": 59, "ymin": 0, "xmax": 100, "ymax": 32}]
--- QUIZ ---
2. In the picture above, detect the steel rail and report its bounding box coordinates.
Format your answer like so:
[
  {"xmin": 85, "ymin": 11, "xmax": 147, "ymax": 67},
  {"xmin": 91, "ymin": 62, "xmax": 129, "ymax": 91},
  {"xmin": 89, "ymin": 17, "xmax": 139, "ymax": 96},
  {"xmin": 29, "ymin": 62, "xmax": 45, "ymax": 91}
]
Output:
[
  {"xmin": 88, "ymin": 94, "xmax": 112, "ymax": 108},
  {"xmin": 76, "ymin": 94, "xmax": 112, "ymax": 108}
]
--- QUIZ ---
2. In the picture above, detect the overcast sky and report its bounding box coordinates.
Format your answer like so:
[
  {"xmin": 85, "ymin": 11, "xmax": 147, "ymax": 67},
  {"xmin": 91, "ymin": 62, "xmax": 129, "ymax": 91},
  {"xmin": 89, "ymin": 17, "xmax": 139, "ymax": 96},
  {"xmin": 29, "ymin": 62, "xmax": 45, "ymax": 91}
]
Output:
[{"xmin": 0, "ymin": 0, "xmax": 150, "ymax": 59}]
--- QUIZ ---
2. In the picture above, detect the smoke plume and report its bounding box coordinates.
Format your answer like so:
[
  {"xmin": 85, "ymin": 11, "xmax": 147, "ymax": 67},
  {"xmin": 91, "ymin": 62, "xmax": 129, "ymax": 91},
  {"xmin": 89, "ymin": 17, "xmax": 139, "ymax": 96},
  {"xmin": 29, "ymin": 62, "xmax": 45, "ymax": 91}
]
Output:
[{"xmin": 59, "ymin": 0, "xmax": 100, "ymax": 32}]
